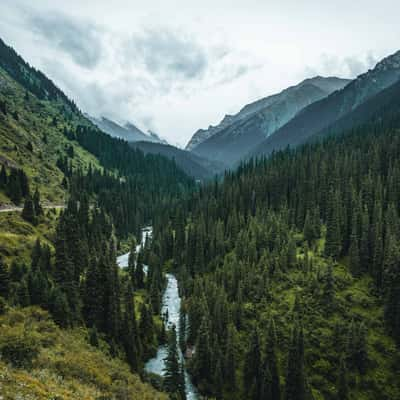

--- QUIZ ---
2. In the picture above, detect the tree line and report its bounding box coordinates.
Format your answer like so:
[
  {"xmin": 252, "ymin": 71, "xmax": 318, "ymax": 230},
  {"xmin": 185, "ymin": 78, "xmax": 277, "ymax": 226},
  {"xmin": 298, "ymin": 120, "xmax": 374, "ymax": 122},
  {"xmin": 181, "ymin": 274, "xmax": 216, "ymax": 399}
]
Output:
[{"xmin": 150, "ymin": 115, "xmax": 400, "ymax": 399}]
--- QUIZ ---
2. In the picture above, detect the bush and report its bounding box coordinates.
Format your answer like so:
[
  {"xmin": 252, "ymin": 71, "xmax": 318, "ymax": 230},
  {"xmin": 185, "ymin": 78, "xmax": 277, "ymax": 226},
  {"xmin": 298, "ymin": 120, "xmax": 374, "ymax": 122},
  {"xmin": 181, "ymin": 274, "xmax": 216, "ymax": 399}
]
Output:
[{"xmin": 0, "ymin": 326, "xmax": 40, "ymax": 367}]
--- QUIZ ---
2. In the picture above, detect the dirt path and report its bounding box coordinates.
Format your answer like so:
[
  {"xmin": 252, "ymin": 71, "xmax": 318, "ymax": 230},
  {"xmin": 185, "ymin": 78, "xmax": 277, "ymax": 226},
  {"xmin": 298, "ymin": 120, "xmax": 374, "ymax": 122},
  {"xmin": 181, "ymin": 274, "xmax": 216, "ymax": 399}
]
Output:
[{"xmin": 0, "ymin": 204, "xmax": 65, "ymax": 213}]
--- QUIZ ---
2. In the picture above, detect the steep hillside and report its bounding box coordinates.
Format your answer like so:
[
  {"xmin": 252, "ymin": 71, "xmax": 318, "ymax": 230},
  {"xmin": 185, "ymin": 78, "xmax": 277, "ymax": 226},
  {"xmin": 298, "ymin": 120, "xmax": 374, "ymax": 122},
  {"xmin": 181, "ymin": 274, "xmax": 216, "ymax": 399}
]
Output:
[
  {"xmin": 130, "ymin": 141, "xmax": 226, "ymax": 179},
  {"xmin": 152, "ymin": 105, "xmax": 400, "ymax": 400},
  {"xmin": 188, "ymin": 77, "xmax": 349, "ymax": 166},
  {"xmin": 0, "ymin": 307, "xmax": 167, "ymax": 400},
  {"xmin": 251, "ymin": 49, "xmax": 400, "ymax": 159},
  {"xmin": 314, "ymin": 79, "xmax": 400, "ymax": 141},
  {"xmin": 0, "ymin": 63, "xmax": 99, "ymax": 206}
]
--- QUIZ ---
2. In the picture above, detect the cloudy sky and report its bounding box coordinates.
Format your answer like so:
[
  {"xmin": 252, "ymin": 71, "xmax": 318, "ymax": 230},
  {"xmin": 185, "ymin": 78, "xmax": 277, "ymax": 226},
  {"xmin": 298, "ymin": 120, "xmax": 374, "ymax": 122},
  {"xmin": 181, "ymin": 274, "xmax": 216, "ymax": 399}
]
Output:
[{"xmin": 1, "ymin": 0, "xmax": 399, "ymax": 146}]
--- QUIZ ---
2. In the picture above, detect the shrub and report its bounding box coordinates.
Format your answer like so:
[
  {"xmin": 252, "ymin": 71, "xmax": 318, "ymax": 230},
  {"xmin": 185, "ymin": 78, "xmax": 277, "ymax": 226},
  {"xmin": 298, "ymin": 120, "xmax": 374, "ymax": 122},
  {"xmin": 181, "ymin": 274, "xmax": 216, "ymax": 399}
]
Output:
[{"xmin": 0, "ymin": 326, "xmax": 40, "ymax": 367}]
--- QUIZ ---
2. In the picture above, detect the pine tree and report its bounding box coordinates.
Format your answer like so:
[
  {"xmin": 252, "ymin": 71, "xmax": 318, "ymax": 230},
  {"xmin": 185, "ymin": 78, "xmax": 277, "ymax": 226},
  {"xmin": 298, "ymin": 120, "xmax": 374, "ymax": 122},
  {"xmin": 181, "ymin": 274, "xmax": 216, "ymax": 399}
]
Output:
[
  {"xmin": 163, "ymin": 325, "xmax": 186, "ymax": 399},
  {"xmin": 224, "ymin": 325, "xmax": 237, "ymax": 392},
  {"xmin": 128, "ymin": 238, "xmax": 137, "ymax": 286},
  {"xmin": 0, "ymin": 256, "xmax": 10, "ymax": 299},
  {"xmin": 193, "ymin": 317, "xmax": 212, "ymax": 388},
  {"xmin": 89, "ymin": 326, "xmax": 99, "ymax": 347},
  {"xmin": 49, "ymin": 286, "xmax": 71, "ymax": 328},
  {"xmin": 16, "ymin": 279, "xmax": 30, "ymax": 307},
  {"xmin": 33, "ymin": 188, "xmax": 43, "ymax": 216},
  {"xmin": 336, "ymin": 357, "xmax": 349, "ymax": 400},
  {"xmin": 261, "ymin": 319, "xmax": 281, "ymax": 400},
  {"xmin": 349, "ymin": 214, "xmax": 360, "ymax": 276},
  {"xmin": 22, "ymin": 194, "xmax": 37, "ymax": 225},
  {"xmin": 285, "ymin": 323, "xmax": 307, "ymax": 400},
  {"xmin": 244, "ymin": 328, "xmax": 262, "ymax": 399},
  {"xmin": 122, "ymin": 282, "xmax": 141, "ymax": 371},
  {"xmin": 325, "ymin": 190, "xmax": 341, "ymax": 259},
  {"xmin": 31, "ymin": 239, "xmax": 42, "ymax": 271},
  {"xmin": 0, "ymin": 165, "xmax": 7, "ymax": 188},
  {"xmin": 323, "ymin": 260, "xmax": 335, "ymax": 312},
  {"xmin": 135, "ymin": 251, "xmax": 145, "ymax": 289}
]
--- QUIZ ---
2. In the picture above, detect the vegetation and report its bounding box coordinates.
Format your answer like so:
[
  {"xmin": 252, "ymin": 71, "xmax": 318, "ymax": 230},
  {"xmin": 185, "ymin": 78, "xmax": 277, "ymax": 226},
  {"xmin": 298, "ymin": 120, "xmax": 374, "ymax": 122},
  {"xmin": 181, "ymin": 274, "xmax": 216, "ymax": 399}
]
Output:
[
  {"xmin": 151, "ymin": 116, "xmax": 400, "ymax": 399},
  {"xmin": 0, "ymin": 37, "xmax": 194, "ymax": 398},
  {"xmin": 0, "ymin": 307, "xmax": 167, "ymax": 400}
]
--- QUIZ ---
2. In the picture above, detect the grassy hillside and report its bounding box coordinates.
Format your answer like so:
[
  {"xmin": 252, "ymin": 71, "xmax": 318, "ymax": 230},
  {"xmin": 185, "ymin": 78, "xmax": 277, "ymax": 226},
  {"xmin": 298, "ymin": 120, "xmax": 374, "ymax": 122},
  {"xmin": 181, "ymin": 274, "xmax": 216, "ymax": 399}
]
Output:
[
  {"xmin": 0, "ymin": 307, "xmax": 167, "ymax": 400},
  {"xmin": 0, "ymin": 208, "xmax": 59, "ymax": 265},
  {"xmin": 0, "ymin": 66, "xmax": 99, "ymax": 206}
]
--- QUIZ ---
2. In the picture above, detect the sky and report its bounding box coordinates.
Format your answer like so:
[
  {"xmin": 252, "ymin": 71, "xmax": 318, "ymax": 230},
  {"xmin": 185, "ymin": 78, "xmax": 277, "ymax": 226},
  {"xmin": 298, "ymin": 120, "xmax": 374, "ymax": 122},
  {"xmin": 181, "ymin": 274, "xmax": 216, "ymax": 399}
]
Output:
[{"xmin": 1, "ymin": 0, "xmax": 399, "ymax": 147}]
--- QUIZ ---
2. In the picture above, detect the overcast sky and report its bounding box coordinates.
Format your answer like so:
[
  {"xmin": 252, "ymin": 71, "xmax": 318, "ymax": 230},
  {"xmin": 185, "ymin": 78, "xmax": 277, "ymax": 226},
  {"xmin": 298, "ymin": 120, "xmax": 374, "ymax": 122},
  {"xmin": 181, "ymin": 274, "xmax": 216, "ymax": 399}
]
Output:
[{"xmin": 1, "ymin": 0, "xmax": 399, "ymax": 146}]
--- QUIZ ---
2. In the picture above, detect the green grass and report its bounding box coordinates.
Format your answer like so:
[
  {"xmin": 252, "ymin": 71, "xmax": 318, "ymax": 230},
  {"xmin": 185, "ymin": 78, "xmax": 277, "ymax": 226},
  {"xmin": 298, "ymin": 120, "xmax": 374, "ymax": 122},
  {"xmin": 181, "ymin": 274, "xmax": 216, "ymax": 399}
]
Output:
[
  {"xmin": 0, "ymin": 307, "xmax": 168, "ymax": 400},
  {"xmin": 0, "ymin": 209, "xmax": 59, "ymax": 264},
  {"xmin": 0, "ymin": 66, "xmax": 100, "ymax": 206}
]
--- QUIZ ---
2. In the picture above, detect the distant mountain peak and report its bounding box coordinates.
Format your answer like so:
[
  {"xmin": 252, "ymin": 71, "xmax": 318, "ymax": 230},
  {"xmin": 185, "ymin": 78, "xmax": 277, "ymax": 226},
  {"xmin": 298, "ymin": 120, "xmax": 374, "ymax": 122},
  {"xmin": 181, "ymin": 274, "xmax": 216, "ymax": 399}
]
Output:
[
  {"xmin": 374, "ymin": 50, "xmax": 400, "ymax": 71},
  {"xmin": 186, "ymin": 76, "xmax": 350, "ymax": 163},
  {"xmin": 87, "ymin": 115, "xmax": 165, "ymax": 144}
]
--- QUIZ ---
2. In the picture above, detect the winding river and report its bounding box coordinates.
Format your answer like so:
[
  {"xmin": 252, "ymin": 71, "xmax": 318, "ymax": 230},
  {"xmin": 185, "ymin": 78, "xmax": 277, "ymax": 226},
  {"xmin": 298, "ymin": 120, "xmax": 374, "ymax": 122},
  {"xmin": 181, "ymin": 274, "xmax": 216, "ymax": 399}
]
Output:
[{"xmin": 117, "ymin": 227, "xmax": 198, "ymax": 400}]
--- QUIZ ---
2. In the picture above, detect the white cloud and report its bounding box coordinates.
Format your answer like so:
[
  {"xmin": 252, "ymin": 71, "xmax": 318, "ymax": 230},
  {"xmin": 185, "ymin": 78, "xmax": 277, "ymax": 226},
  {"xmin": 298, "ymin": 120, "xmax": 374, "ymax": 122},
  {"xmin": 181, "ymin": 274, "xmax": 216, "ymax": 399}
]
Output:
[{"xmin": 0, "ymin": 0, "xmax": 399, "ymax": 146}]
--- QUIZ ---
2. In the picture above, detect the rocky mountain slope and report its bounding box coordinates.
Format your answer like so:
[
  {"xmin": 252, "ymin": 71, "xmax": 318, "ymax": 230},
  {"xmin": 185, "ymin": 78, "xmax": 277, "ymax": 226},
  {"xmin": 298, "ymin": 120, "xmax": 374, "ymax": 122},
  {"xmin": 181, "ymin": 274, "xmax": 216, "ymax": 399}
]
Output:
[
  {"xmin": 250, "ymin": 50, "xmax": 400, "ymax": 159},
  {"xmin": 88, "ymin": 115, "xmax": 167, "ymax": 144},
  {"xmin": 130, "ymin": 141, "xmax": 226, "ymax": 180},
  {"xmin": 187, "ymin": 76, "xmax": 349, "ymax": 165}
]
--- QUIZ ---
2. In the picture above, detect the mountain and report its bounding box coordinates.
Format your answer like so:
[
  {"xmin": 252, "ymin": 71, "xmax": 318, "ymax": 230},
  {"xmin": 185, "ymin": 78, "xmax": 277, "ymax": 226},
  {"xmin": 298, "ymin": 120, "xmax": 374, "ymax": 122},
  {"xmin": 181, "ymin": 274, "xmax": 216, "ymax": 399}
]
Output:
[
  {"xmin": 187, "ymin": 76, "xmax": 350, "ymax": 165},
  {"xmin": 250, "ymin": 49, "xmax": 400, "ymax": 159},
  {"xmin": 0, "ymin": 36, "xmax": 194, "ymax": 399},
  {"xmin": 130, "ymin": 141, "xmax": 226, "ymax": 180},
  {"xmin": 88, "ymin": 115, "xmax": 167, "ymax": 144}
]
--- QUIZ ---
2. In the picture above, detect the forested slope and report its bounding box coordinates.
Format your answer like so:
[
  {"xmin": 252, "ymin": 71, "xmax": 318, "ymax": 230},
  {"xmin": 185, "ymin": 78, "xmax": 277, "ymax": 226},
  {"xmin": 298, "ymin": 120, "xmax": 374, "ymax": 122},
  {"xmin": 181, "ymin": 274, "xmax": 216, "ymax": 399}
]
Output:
[
  {"xmin": 151, "ymin": 112, "xmax": 400, "ymax": 399},
  {"xmin": 0, "ymin": 37, "xmax": 194, "ymax": 399}
]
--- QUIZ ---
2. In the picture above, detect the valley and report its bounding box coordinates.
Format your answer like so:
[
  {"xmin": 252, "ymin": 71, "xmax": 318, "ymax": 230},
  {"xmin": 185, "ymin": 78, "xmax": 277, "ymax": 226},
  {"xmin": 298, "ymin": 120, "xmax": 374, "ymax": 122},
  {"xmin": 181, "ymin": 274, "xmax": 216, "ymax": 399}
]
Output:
[{"xmin": 0, "ymin": 15, "xmax": 400, "ymax": 400}]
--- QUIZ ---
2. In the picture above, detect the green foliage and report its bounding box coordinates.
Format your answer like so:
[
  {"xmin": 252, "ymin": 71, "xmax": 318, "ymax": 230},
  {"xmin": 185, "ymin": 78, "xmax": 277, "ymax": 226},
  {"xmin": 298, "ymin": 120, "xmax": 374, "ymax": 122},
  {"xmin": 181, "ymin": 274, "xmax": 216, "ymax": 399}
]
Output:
[{"xmin": 0, "ymin": 307, "xmax": 167, "ymax": 400}]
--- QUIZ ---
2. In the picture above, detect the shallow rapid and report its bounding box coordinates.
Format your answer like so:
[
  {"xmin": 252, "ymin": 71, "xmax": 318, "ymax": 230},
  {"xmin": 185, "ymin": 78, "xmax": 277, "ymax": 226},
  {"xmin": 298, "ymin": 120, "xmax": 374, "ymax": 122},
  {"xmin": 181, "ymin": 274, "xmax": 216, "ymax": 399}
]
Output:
[{"xmin": 117, "ymin": 227, "xmax": 198, "ymax": 399}]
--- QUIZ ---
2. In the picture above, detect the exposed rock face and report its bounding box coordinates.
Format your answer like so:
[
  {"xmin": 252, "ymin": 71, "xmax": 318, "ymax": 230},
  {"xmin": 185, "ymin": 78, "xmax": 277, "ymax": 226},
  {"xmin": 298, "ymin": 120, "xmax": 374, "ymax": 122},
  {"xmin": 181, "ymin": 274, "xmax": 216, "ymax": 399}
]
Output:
[
  {"xmin": 250, "ymin": 50, "xmax": 400, "ymax": 160},
  {"xmin": 186, "ymin": 77, "xmax": 350, "ymax": 166},
  {"xmin": 88, "ymin": 115, "xmax": 167, "ymax": 144}
]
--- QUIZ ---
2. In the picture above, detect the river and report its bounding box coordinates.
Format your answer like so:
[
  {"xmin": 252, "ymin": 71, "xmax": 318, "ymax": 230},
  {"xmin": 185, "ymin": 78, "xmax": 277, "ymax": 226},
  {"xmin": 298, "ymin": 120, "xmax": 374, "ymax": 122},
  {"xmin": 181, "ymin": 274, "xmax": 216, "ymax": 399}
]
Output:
[{"xmin": 117, "ymin": 227, "xmax": 199, "ymax": 400}]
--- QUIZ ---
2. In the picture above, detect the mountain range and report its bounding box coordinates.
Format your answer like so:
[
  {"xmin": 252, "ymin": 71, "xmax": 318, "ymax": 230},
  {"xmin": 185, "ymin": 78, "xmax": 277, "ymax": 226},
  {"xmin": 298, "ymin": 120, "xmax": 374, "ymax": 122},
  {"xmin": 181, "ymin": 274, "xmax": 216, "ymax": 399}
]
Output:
[
  {"xmin": 88, "ymin": 115, "xmax": 167, "ymax": 144},
  {"xmin": 250, "ymin": 50, "xmax": 400, "ymax": 159},
  {"xmin": 186, "ymin": 76, "xmax": 350, "ymax": 166}
]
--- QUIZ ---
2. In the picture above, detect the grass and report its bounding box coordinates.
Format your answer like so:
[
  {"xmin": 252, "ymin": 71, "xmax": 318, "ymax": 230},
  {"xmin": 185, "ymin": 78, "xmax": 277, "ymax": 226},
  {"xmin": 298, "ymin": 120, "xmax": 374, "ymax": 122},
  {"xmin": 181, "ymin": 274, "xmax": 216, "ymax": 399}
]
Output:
[
  {"xmin": 0, "ymin": 66, "xmax": 100, "ymax": 206},
  {"xmin": 0, "ymin": 208, "xmax": 59, "ymax": 264},
  {"xmin": 0, "ymin": 307, "xmax": 168, "ymax": 400}
]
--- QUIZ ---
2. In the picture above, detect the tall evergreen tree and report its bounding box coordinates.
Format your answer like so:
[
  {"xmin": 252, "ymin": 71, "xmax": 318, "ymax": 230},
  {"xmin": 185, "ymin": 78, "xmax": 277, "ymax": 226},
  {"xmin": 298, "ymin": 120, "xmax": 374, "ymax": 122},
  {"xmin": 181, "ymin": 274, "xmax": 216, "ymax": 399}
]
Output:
[
  {"xmin": 285, "ymin": 323, "xmax": 307, "ymax": 400},
  {"xmin": 0, "ymin": 256, "xmax": 10, "ymax": 299},
  {"xmin": 21, "ymin": 194, "xmax": 37, "ymax": 225},
  {"xmin": 163, "ymin": 325, "xmax": 186, "ymax": 399}
]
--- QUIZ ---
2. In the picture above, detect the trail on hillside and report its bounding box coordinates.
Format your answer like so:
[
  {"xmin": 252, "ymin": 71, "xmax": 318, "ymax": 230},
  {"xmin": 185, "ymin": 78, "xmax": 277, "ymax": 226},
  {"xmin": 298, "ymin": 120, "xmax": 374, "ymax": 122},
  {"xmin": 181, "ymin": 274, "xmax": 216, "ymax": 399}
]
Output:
[{"xmin": 0, "ymin": 204, "xmax": 65, "ymax": 213}]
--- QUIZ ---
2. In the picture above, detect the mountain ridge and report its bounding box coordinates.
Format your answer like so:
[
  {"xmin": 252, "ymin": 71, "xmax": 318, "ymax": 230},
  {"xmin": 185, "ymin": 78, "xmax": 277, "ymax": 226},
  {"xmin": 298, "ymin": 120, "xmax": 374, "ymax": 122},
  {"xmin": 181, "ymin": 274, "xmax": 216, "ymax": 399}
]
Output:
[
  {"xmin": 250, "ymin": 49, "xmax": 400, "ymax": 159},
  {"xmin": 188, "ymin": 76, "xmax": 350, "ymax": 165},
  {"xmin": 87, "ymin": 115, "xmax": 167, "ymax": 144}
]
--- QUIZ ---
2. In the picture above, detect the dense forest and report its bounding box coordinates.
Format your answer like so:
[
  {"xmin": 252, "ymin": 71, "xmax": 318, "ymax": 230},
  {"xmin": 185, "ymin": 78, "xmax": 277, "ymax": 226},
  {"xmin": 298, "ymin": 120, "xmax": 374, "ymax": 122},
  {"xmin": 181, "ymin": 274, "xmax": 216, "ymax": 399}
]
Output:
[
  {"xmin": 150, "ymin": 115, "xmax": 400, "ymax": 399},
  {"xmin": 1, "ymin": 32, "xmax": 400, "ymax": 400},
  {"xmin": 0, "ymin": 37, "xmax": 195, "ymax": 399}
]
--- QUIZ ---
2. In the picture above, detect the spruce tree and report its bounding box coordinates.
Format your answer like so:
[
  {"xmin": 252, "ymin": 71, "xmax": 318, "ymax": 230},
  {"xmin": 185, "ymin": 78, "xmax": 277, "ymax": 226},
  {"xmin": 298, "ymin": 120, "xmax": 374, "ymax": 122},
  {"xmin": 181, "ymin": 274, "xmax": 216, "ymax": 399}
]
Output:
[
  {"xmin": 33, "ymin": 187, "xmax": 43, "ymax": 216},
  {"xmin": 285, "ymin": 323, "xmax": 307, "ymax": 400},
  {"xmin": 22, "ymin": 194, "xmax": 37, "ymax": 225},
  {"xmin": 325, "ymin": 190, "xmax": 341, "ymax": 259},
  {"xmin": 122, "ymin": 282, "xmax": 141, "ymax": 372},
  {"xmin": 336, "ymin": 357, "xmax": 349, "ymax": 400},
  {"xmin": 163, "ymin": 325, "xmax": 186, "ymax": 399},
  {"xmin": 193, "ymin": 317, "xmax": 212, "ymax": 388},
  {"xmin": 0, "ymin": 256, "xmax": 10, "ymax": 299},
  {"xmin": 261, "ymin": 319, "xmax": 281, "ymax": 400},
  {"xmin": 244, "ymin": 328, "xmax": 262, "ymax": 399}
]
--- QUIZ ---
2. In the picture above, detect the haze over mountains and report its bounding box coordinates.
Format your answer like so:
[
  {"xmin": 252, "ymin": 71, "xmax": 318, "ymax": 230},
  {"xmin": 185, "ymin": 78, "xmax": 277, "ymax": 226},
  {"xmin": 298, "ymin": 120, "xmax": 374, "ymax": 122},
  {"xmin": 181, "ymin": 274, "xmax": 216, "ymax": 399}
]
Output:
[
  {"xmin": 186, "ymin": 76, "xmax": 350, "ymax": 166},
  {"xmin": 250, "ymin": 49, "xmax": 400, "ymax": 160},
  {"xmin": 88, "ymin": 115, "xmax": 167, "ymax": 144}
]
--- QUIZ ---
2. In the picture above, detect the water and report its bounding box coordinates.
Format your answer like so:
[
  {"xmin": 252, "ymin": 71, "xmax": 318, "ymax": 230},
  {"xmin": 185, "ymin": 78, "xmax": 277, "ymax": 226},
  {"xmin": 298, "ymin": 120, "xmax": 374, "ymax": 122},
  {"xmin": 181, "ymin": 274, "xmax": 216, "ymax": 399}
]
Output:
[{"xmin": 117, "ymin": 227, "xmax": 199, "ymax": 400}]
